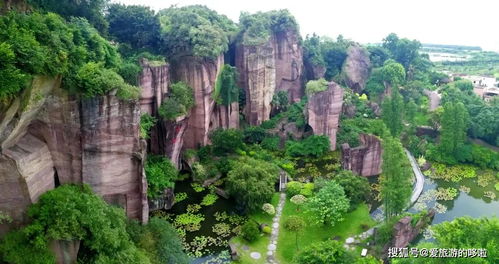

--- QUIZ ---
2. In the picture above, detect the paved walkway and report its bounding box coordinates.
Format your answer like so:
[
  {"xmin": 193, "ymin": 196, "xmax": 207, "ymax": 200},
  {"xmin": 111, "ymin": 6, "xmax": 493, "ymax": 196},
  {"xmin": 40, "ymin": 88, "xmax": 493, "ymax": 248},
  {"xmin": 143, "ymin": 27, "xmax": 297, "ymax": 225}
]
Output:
[
  {"xmin": 424, "ymin": 90, "xmax": 441, "ymax": 111},
  {"xmin": 266, "ymin": 192, "xmax": 286, "ymax": 264}
]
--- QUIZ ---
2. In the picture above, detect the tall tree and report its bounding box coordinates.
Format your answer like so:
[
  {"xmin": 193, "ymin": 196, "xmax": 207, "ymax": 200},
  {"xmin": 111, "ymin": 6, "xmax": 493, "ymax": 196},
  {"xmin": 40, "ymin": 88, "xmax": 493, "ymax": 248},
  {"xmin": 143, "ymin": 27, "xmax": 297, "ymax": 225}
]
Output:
[
  {"xmin": 305, "ymin": 180, "xmax": 349, "ymax": 226},
  {"xmin": 382, "ymin": 88, "xmax": 404, "ymax": 137},
  {"xmin": 380, "ymin": 136, "xmax": 412, "ymax": 220},
  {"xmin": 438, "ymin": 102, "xmax": 470, "ymax": 163},
  {"xmin": 107, "ymin": 4, "xmax": 161, "ymax": 52}
]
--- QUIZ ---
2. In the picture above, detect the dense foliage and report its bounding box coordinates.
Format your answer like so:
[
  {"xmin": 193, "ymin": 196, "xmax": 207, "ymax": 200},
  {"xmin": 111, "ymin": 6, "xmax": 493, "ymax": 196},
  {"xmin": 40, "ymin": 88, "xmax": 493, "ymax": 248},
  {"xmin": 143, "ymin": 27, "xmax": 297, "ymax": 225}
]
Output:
[
  {"xmin": 210, "ymin": 128, "xmax": 244, "ymax": 155},
  {"xmin": 239, "ymin": 9, "xmax": 299, "ymax": 46},
  {"xmin": 127, "ymin": 217, "xmax": 189, "ymax": 264},
  {"xmin": 286, "ymin": 135, "xmax": 330, "ymax": 158},
  {"xmin": 158, "ymin": 82, "xmax": 194, "ymax": 120},
  {"xmin": 0, "ymin": 185, "xmax": 149, "ymax": 264},
  {"xmin": 305, "ymin": 78, "xmax": 328, "ymax": 95},
  {"xmin": 226, "ymin": 157, "xmax": 279, "ymax": 212},
  {"xmin": 28, "ymin": 0, "xmax": 108, "ymax": 33},
  {"xmin": 107, "ymin": 4, "xmax": 161, "ymax": 52},
  {"xmin": 145, "ymin": 156, "xmax": 178, "ymax": 199},
  {"xmin": 303, "ymin": 34, "xmax": 353, "ymax": 79},
  {"xmin": 0, "ymin": 12, "xmax": 139, "ymax": 101},
  {"xmin": 140, "ymin": 113, "xmax": 157, "ymax": 139},
  {"xmin": 337, "ymin": 118, "xmax": 388, "ymax": 147},
  {"xmin": 158, "ymin": 5, "xmax": 236, "ymax": 58},
  {"xmin": 293, "ymin": 240, "xmax": 354, "ymax": 264},
  {"xmin": 333, "ymin": 170, "xmax": 370, "ymax": 211},
  {"xmin": 382, "ymin": 87, "xmax": 404, "ymax": 137}
]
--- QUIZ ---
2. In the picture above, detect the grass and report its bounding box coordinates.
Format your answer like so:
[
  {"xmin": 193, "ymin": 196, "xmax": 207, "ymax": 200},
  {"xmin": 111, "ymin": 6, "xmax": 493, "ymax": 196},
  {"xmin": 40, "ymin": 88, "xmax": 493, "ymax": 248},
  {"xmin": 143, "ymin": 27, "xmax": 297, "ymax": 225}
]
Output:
[
  {"xmin": 276, "ymin": 202, "xmax": 376, "ymax": 263},
  {"xmin": 231, "ymin": 193, "xmax": 280, "ymax": 264}
]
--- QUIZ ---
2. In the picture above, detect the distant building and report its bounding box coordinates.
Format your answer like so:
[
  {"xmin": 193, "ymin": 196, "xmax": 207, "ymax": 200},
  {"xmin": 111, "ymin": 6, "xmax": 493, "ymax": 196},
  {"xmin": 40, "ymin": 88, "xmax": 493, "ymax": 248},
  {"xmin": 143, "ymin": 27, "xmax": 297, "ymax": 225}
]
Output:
[{"xmin": 459, "ymin": 75, "xmax": 498, "ymax": 101}]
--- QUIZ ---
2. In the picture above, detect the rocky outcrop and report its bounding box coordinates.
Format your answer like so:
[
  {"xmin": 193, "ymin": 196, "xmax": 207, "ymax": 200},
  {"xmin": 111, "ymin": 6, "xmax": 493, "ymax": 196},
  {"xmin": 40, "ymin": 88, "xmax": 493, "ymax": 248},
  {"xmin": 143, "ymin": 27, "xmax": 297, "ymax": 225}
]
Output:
[
  {"xmin": 304, "ymin": 62, "xmax": 326, "ymax": 80},
  {"xmin": 138, "ymin": 59, "xmax": 169, "ymax": 115},
  {"xmin": 343, "ymin": 45, "xmax": 371, "ymax": 93},
  {"xmin": 341, "ymin": 133, "xmax": 383, "ymax": 177},
  {"xmin": 149, "ymin": 188, "xmax": 175, "ymax": 211},
  {"xmin": 307, "ymin": 81, "xmax": 343, "ymax": 150},
  {"xmin": 171, "ymin": 55, "xmax": 224, "ymax": 149},
  {"xmin": 236, "ymin": 31, "xmax": 303, "ymax": 125},
  {"xmin": 211, "ymin": 102, "xmax": 239, "ymax": 130},
  {"xmin": 0, "ymin": 80, "xmax": 149, "ymax": 232},
  {"xmin": 390, "ymin": 210, "xmax": 435, "ymax": 248}
]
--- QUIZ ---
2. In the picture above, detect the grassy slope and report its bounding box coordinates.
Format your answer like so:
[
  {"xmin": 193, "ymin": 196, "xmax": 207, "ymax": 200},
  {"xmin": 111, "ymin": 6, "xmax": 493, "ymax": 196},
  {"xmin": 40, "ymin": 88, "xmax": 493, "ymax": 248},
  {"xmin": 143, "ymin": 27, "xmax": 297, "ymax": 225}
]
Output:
[{"xmin": 276, "ymin": 202, "xmax": 376, "ymax": 263}]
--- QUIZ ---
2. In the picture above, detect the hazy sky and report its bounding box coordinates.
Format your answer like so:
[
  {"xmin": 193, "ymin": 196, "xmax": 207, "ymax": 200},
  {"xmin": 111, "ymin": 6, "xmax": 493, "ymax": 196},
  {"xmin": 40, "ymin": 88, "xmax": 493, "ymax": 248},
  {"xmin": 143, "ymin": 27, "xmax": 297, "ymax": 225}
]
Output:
[{"xmin": 111, "ymin": 0, "xmax": 499, "ymax": 51}]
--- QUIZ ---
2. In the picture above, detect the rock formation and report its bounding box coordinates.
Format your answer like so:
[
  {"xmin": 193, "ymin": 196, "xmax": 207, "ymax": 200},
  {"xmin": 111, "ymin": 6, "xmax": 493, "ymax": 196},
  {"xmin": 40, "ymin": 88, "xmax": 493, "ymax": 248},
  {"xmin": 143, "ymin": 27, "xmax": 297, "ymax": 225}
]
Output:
[
  {"xmin": 236, "ymin": 30, "xmax": 303, "ymax": 125},
  {"xmin": 304, "ymin": 61, "xmax": 326, "ymax": 80},
  {"xmin": 390, "ymin": 210, "xmax": 435, "ymax": 248},
  {"xmin": 343, "ymin": 45, "xmax": 371, "ymax": 93},
  {"xmin": 307, "ymin": 81, "xmax": 344, "ymax": 150},
  {"xmin": 138, "ymin": 59, "xmax": 188, "ymax": 168},
  {"xmin": 341, "ymin": 133, "xmax": 383, "ymax": 176},
  {"xmin": 0, "ymin": 78, "xmax": 148, "ymax": 235},
  {"xmin": 170, "ymin": 55, "xmax": 225, "ymax": 149}
]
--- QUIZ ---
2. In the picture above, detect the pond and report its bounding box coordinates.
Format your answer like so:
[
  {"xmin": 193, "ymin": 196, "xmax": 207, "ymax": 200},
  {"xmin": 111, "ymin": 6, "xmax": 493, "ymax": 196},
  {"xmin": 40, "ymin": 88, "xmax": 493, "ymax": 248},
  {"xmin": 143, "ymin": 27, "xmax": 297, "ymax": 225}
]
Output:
[
  {"xmin": 408, "ymin": 169, "xmax": 499, "ymax": 240},
  {"xmin": 152, "ymin": 179, "xmax": 242, "ymax": 261}
]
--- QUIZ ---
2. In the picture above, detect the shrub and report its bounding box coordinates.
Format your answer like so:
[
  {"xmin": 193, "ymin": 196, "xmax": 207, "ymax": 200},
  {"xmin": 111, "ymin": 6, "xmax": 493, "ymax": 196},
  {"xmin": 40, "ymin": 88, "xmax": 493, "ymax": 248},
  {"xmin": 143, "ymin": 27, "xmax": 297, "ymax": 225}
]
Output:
[
  {"xmin": 262, "ymin": 203, "xmax": 276, "ymax": 215},
  {"xmin": 333, "ymin": 170, "xmax": 370, "ymax": 210},
  {"xmin": 241, "ymin": 221, "xmax": 260, "ymax": 242},
  {"xmin": 305, "ymin": 78, "xmax": 328, "ymax": 95},
  {"xmin": 214, "ymin": 64, "xmax": 239, "ymax": 105},
  {"xmin": 293, "ymin": 240, "xmax": 354, "ymax": 264},
  {"xmin": 239, "ymin": 10, "xmax": 299, "ymax": 46},
  {"xmin": 158, "ymin": 82, "xmax": 194, "ymax": 120},
  {"xmin": 262, "ymin": 226, "xmax": 272, "ymax": 234},
  {"xmin": 305, "ymin": 180, "xmax": 350, "ymax": 226},
  {"xmin": 118, "ymin": 61, "xmax": 141, "ymax": 86},
  {"xmin": 140, "ymin": 113, "xmax": 157, "ymax": 139},
  {"xmin": 286, "ymin": 181, "xmax": 303, "ymax": 196},
  {"xmin": 145, "ymin": 156, "xmax": 178, "ymax": 199},
  {"xmin": 300, "ymin": 183, "xmax": 315, "ymax": 197}
]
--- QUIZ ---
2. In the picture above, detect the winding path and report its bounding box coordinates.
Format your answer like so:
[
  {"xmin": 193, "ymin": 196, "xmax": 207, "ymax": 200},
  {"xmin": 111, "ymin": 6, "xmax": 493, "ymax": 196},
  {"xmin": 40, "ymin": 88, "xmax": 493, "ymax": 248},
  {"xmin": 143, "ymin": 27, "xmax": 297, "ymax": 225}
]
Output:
[
  {"xmin": 266, "ymin": 193, "xmax": 286, "ymax": 264},
  {"xmin": 424, "ymin": 89, "xmax": 441, "ymax": 111}
]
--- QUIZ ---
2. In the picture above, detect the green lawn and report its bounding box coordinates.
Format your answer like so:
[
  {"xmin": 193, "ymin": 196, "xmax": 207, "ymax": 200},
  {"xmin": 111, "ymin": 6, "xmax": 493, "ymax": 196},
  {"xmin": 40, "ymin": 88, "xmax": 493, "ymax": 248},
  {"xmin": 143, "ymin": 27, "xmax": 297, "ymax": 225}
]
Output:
[
  {"xmin": 276, "ymin": 202, "xmax": 376, "ymax": 263},
  {"xmin": 231, "ymin": 193, "xmax": 280, "ymax": 264}
]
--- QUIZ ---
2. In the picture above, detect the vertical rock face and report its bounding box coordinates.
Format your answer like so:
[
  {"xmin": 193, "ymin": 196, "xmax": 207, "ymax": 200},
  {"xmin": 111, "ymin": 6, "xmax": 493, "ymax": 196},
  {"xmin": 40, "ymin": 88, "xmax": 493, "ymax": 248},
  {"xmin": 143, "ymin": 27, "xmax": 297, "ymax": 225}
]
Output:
[
  {"xmin": 0, "ymin": 134, "xmax": 55, "ymax": 234},
  {"xmin": 307, "ymin": 81, "xmax": 344, "ymax": 150},
  {"xmin": 389, "ymin": 210, "xmax": 435, "ymax": 249},
  {"xmin": 211, "ymin": 102, "xmax": 239, "ymax": 130},
  {"xmin": 236, "ymin": 30, "xmax": 304, "ymax": 126},
  {"xmin": 0, "ymin": 83, "xmax": 149, "ymax": 232},
  {"xmin": 304, "ymin": 62, "xmax": 326, "ymax": 80},
  {"xmin": 138, "ymin": 59, "xmax": 169, "ymax": 115},
  {"xmin": 343, "ymin": 45, "xmax": 371, "ymax": 93},
  {"xmin": 171, "ymin": 55, "xmax": 224, "ymax": 149},
  {"xmin": 341, "ymin": 133, "xmax": 383, "ymax": 177},
  {"xmin": 274, "ymin": 31, "xmax": 304, "ymax": 103},
  {"xmin": 236, "ymin": 40, "xmax": 276, "ymax": 126}
]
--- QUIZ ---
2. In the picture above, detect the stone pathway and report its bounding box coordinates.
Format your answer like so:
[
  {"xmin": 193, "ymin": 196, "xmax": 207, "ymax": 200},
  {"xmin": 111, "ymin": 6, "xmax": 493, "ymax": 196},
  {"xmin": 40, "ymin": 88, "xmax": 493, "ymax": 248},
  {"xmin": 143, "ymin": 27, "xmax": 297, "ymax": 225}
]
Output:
[{"xmin": 266, "ymin": 192, "xmax": 286, "ymax": 264}]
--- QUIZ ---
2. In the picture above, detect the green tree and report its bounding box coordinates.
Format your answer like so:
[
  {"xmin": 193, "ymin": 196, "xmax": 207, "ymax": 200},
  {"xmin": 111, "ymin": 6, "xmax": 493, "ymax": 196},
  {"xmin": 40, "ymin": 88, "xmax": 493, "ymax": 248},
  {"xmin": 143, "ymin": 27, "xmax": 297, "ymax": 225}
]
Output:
[
  {"xmin": 293, "ymin": 240, "xmax": 354, "ymax": 264},
  {"xmin": 28, "ymin": 0, "xmax": 109, "ymax": 34},
  {"xmin": 210, "ymin": 128, "xmax": 244, "ymax": 155},
  {"xmin": 127, "ymin": 217, "xmax": 189, "ymax": 264},
  {"xmin": 438, "ymin": 102, "xmax": 470, "ymax": 163},
  {"xmin": 159, "ymin": 5, "xmax": 236, "ymax": 58},
  {"xmin": 0, "ymin": 185, "xmax": 150, "ymax": 263},
  {"xmin": 333, "ymin": 170, "xmax": 370, "ymax": 211},
  {"xmin": 382, "ymin": 33, "xmax": 422, "ymax": 72},
  {"xmin": 285, "ymin": 135, "xmax": 330, "ymax": 158},
  {"xmin": 405, "ymin": 99, "xmax": 418, "ymax": 126},
  {"xmin": 283, "ymin": 216, "xmax": 305, "ymax": 250},
  {"xmin": 239, "ymin": 9, "xmax": 299, "ymax": 46},
  {"xmin": 305, "ymin": 180, "xmax": 349, "ymax": 226},
  {"xmin": 382, "ymin": 88, "xmax": 404, "ymax": 137},
  {"xmin": 243, "ymin": 126, "xmax": 268, "ymax": 144},
  {"xmin": 367, "ymin": 46, "xmax": 390, "ymax": 67},
  {"xmin": 226, "ymin": 157, "xmax": 279, "ymax": 212},
  {"xmin": 107, "ymin": 4, "xmax": 161, "ymax": 52},
  {"xmin": 380, "ymin": 136, "xmax": 412, "ymax": 219}
]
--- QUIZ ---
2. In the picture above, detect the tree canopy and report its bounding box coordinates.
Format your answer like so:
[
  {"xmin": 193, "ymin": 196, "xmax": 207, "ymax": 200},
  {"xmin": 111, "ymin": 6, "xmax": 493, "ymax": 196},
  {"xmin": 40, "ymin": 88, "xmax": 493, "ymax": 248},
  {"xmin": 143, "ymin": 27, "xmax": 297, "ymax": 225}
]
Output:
[
  {"xmin": 305, "ymin": 180, "xmax": 350, "ymax": 226},
  {"xmin": 239, "ymin": 9, "xmax": 299, "ymax": 46}
]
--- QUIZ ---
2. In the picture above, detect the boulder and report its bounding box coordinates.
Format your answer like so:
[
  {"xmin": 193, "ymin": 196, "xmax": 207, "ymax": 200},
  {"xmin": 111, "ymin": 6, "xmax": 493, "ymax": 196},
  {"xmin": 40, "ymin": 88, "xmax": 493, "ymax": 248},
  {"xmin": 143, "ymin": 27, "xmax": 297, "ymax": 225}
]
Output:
[
  {"xmin": 236, "ymin": 30, "xmax": 303, "ymax": 125},
  {"xmin": 149, "ymin": 188, "xmax": 175, "ymax": 211},
  {"xmin": 171, "ymin": 55, "xmax": 224, "ymax": 149},
  {"xmin": 307, "ymin": 81, "xmax": 344, "ymax": 150},
  {"xmin": 343, "ymin": 45, "xmax": 371, "ymax": 93},
  {"xmin": 341, "ymin": 134, "xmax": 383, "ymax": 176}
]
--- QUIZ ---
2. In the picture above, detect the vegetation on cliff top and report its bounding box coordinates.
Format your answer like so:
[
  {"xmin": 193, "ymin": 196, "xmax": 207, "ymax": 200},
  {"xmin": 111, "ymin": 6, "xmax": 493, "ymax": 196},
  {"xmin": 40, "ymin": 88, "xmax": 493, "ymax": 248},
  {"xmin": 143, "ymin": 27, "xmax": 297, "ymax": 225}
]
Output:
[
  {"xmin": 158, "ymin": 81, "xmax": 195, "ymax": 120},
  {"xmin": 239, "ymin": 9, "xmax": 300, "ymax": 46}
]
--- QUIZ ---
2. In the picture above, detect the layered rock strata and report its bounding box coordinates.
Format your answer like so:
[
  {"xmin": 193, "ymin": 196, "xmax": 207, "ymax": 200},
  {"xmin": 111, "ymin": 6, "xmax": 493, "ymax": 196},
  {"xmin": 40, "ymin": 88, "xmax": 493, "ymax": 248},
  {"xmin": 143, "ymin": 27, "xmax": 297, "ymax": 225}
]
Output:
[
  {"xmin": 343, "ymin": 45, "xmax": 371, "ymax": 93},
  {"xmin": 307, "ymin": 81, "xmax": 344, "ymax": 150}
]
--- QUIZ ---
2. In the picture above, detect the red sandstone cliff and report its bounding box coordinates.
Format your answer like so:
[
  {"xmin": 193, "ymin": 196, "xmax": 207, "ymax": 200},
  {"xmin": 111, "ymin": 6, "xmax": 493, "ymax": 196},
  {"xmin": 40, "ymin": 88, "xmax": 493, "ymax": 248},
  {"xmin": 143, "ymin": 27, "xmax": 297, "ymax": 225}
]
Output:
[
  {"xmin": 341, "ymin": 133, "xmax": 383, "ymax": 177},
  {"xmin": 0, "ymin": 78, "xmax": 148, "ymax": 236},
  {"xmin": 343, "ymin": 45, "xmax": 371, "ymax": 93},
  {"xmin": 307, "ymin": 81, "xmax": 344, "ymax": 150},
  {"xmin": 236, "ymin": 31, "xmax": 303, "ymax": 125}
]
